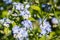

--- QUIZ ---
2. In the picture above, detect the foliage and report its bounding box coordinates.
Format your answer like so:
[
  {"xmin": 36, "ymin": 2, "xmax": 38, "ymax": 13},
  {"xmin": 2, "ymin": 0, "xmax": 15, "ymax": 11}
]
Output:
[{"xmin": 0, "ymin": 0, "xmax": 60, "ymax": 40}]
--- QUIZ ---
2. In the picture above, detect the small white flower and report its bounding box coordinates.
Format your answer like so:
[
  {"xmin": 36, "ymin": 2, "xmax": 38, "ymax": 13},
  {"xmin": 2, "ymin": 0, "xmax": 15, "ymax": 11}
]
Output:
[
  {"xmin": 54, "ymin": 0, "xmax": 58, "ymax": 3},
  {"xmin": 0, "ymin": 18, "xmax": 12, "ymax": 27},
  {"xmin": 13, "ymin": 2, "xmax": 17, "ymax": 5},
  {"xmin": 51, "ymin": 18, "xmax": 58, "ymax": 24},
  {"xmin": 6, "ymin": 18, "xmax": 11, "ymax": 22},
  {"xmin": 3, "ymin": 22, "xmax": 10, "ymax": 27},
  {"xmin": 25, "ymin": 4, "xmax": 30, "ymax": 9},
  {"xmin": 34, "ymin": 14, "xmax": 37, "ymax": 17},
  {"xmin": 0, "ymin": 19, "xmax": 4, "ymax": 24},
  {"xmin": 8, "ymin": 10, "xmax": 12, "ymax": 14}
]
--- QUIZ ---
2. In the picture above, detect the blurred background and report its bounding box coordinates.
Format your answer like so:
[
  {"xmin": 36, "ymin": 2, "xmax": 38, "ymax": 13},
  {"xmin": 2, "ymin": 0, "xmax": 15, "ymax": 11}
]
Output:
[{"xmin": 0, "ymin": 0, "xmax": 60, "ymax": 40}]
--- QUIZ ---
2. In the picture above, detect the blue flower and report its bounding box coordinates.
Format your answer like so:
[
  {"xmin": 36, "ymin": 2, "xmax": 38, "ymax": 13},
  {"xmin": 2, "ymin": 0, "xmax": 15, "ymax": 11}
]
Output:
[
  {"xmin": 39, "ymin": 19, "xmax": 51, "ymax": 35},
  {"xmin": 12, "ymin": 26, "xmax": 28, "ymax": 40},
  {"xmin": 13, "ymin": 2, "xmax": 24, "ymax": 11},
  {"xmin": 21, "ymin": 20, "xmax": 33, "ymax": 30},
  {"xmin": 0, "ymin": 7, "xmax": 4, "ymax": 10},
  {"xmin": 38, "ymin": 18, "xmax": 42, "ymax": 25},
  {"xmin": 51, "ymin": 18, "xmax": 58, "ymax": 24},
  {"xmin": 41, "ymin": 29, "xmax": 46, "ymax": 35},
  {"xmin": 20, "ymin": 9, "xmax": 31, "ymax": 19},
  {"xmin": 0, "ymin": 18, "xmax": 10, "ymax": 24},
  {"xmin": 3, "ymin": 22, "xmax": 10, "ymax": 27},
  {"xmin": 3, "ymin": 0, "xmax": 12, "ymax": 4},
  {"xmin": 12, "ymin": 26, "xmax": 20, "ymax": 34},
  {"xmin": 42, "ymin": 4, "xmax": 47, "ymax": 8},
  {"xmin": 41, "ymin": 4, "xmax": 51, "ymax": 12}
]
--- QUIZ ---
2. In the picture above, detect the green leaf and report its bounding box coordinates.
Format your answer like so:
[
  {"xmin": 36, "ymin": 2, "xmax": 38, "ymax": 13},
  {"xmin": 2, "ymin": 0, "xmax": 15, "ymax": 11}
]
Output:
[
  {"xmin": 28, "ymin": 17, "xmax": 36, "ymax": 21},
  {"xmin": 30, "ymin": 5, "xmax": 41, "ymax": 12},
  {"xmin": 35, "ymin": 0, "xmax": 39, "ymax": 3},
  {"xmin": 12, "ymin": 21, "xmax": 16, "ymax": 27},
  {"xmin": 39, "ymin": 35, "xmax": 46, "ymax": 40},
  {"xmin": 55, "ymin": 29, "xmax": 60, "ymax": 35},
  {"xmin": 49, "ymin": 32, "xmax": 56, "ymax": 39},
  {"xmin": 2, "ymin": 10, "xmax": 8, "ymax": 18},
  {"xmin": 4, "ymin": 27, "xmax": 11, "ymax": 35}
]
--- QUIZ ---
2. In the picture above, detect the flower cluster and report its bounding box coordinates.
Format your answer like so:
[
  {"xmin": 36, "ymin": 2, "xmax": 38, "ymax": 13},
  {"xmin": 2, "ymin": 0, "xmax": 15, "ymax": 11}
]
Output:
[
  {"xmin": 38, "ymin": 19, "xmax": 51, "ymax": 35},
  {"xmin": 20, "ymin": 9, "xmax": 31, "ymax": 19},
  {"xmin": 13, "ymin": 2, "xmax": 24, "ymax": 11},
  {"xmin": 3, "ymin": 0, "xmax": 12, "ymax": 4},
  {"xmin": 1, "ymin": 0, "xmax": 60, "ymax": 40},
  {"xmin": 21, "ymin": 20, "xmax": 33, "ymax": 30},
  {"xmin": 13, "ymin": 2, "xmax": 31, "ymax": 19},
  {"xmin": 12, "ymin": 26, "xmax": 28, "ymax": 40},
  {"xmin": 0, "ymin": 18, "xmax": 13, "ymax": 27},
  {"xmin": 11, "ymin": 2, "xmax": 32, "ymax": 40}
]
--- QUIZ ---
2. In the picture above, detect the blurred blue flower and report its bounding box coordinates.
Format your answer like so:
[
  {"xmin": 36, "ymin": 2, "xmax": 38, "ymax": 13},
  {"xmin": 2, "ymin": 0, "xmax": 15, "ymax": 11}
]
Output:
[
  {"xmin": 0, "ymin": 18, "xmax": 12, "ymax": 27},
  {"xmin": 51, "ymin": 17, "xmax": 58, "ymax": 24},
  {"xmin": 41, "ymin": 29, "xmax": 46, "ymax": 35},
  {"xmin": 38, "ymin": 18, "xmax": 42, "ymax": 25},
  {"xmin": 12, "ymin": 26, "xmax": 20, "ymax": 34},
  {"xmin": 42, "ymin": 4, "xmax": 46, "ymax": 8},
  {"xmin": 13, "ymin": 2, "xmax": 17, "ymax": 5},
  {"xmin": 0, "ymin": 18, "xmax": 7, "ymax": 24},
  {"xmin": 20, "ymin": 9, "xmax": 31, "ymax": 19},
  {"xmin": 12, "ymin": 26, "xmax": 28, "ymax": 40},
  {"xmin": 21, "ymin": 20, "xmax": 32, "ymax": 30},
  {"xmin": 13, "ymin": 2, "xmax": 24, "ymax": 11},
  {"xmin": 3, "ymin": 0, "xmax": 12, "ymax": 4},
  {"xmin": 39, "ymin": 19, "xmax": 51, "ymax": 35},
  {"xmin": 0, "ymin": 7, "xmax": 4, "ymax": 10},
  {"xmin": 41, "ymin": 4, "xmax": 51, "ymax": 12},
  {"xmin": 3, "ymin": 22, "xmax": 10, "ymax": 27}
]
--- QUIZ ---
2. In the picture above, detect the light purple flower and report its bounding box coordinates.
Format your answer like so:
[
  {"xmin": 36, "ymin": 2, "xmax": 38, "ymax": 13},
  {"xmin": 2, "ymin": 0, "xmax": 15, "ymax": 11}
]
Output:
[
  {"xmin": 12, "ymin": 26, "xmax": 28, "ymax": 40},
  {"xmin": 21, "ymin": 20, "xmax": 32, "ymax": 30},
  {"xmin": 20, "ymin": 10, "xmax": 31, "ymax": 19},
  {"xmin": 3, "ymin": 0, "xmax": 12, "ymax": 4},
  {"xmin": 51, "ymin": 18, "xmax": 58, "ymax": 24},
  {"xmin": 13, "ymin": 2, "xmax": 24, "ymax": 11},
  {"xmin": 39, "ymin": 19, "xmax": 51, "ymax": 35},
  {"xmin": 12, "ymin": 26, "xmax": 20, "ymax": 34}
]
